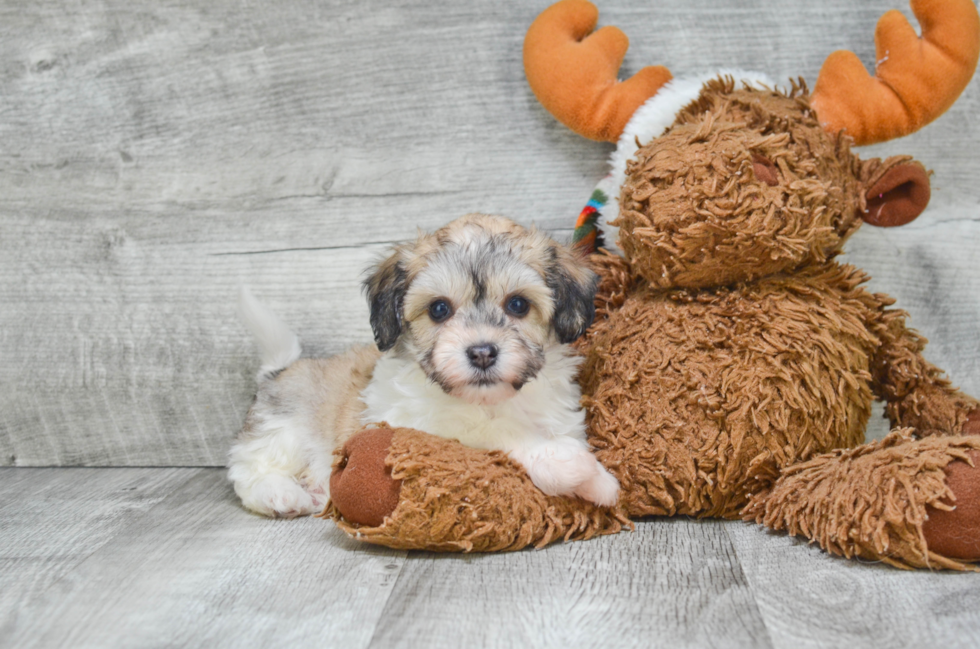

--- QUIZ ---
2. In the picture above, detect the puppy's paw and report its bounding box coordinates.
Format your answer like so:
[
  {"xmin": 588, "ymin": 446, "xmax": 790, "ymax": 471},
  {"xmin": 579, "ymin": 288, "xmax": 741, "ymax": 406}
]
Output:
[
  {"xmin": 240, "ymin": 473, "xmax": 324, "ymax": 518},
  {"xmin": 574, "ymin": 464, "xmax": 620, "ymax": 508},
  {"xmin": 517, "ymin": 442, "xmax": 618, "ymax": 506},
  {"xmin": 518, "ymin": 443, "xmax": 599, "ymax": 497}
]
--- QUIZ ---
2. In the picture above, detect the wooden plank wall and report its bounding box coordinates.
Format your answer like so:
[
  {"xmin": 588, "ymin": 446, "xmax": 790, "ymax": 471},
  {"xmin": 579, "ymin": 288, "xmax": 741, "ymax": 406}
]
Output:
[{"xmin": 2, "ymin": 0, "xmax": 978, "ymax": 466}]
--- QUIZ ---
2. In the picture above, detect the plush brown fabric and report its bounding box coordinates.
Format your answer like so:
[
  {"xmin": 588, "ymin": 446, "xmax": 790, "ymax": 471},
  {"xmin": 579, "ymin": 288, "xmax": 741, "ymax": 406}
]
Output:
[
  {"xmin": 581, "ymin": 262, "xmax": 882, "ymax": 519},
  {"xmin": 745, "ymin": 431, "xmax": 980, "ymax": 570},
  {"xmin": 584, "ymin": 248, "xmax": 633, "ymax": 322},
  {"xmin": 963, "ymin": 410, "xmax": 980, "ymax": 436},
  {"xmin": 863, "ymin": 162, "xmax": 930, "ymax": 226},
  {"xmin": 868, "ymin": 303, "xmax": 980, "ymax": 436},
  {"xmin": 327, "ymin": 426, "xmax": 630, "ymax": 552},
  {"xmin": 328, "ymin": 426, "xmax": 401, "ymax": 527},
  {"xmin": 923, "ymin": 450, "xmax": 980, "ymax": 560},
  {"xmin": 616, "ymin": 81, "xmax": 865, "ymax": 291}
]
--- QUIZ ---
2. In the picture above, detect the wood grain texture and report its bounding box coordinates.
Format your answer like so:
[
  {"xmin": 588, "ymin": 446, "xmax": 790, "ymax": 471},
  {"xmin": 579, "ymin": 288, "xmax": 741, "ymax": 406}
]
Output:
[
  {"xmin": 2, "ymin": 468, "xmax": 979, "ymax": 648},
  {"xmin": 371, "ymin": 518, "xmax": 773, "ymax": 649},
  {"xmin": 725, "ymin": 522, "xmax": 980, "ymax": 649},
  {"xmin": 1, "ymin": 468, "xmax": 408, "ymax": 649},
  {"xmin": 1, "ymin": 0, "xmax": 979, "ymax": 465},
  {"xmin": 0, "ymin": 467, "xmax": 199, "ymax": 635}
]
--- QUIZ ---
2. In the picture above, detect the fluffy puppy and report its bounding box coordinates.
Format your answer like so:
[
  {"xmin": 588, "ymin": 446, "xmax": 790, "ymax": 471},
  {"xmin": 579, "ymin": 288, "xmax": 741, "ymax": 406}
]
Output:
[{"xmin": 228, "ymin": 214, "xmax": 619, "ymax": 518}]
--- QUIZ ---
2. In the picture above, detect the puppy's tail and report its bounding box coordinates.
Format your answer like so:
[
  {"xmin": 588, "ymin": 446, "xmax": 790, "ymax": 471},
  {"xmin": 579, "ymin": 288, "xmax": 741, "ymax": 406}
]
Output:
[{"xmin": 239, "ymin": 286, "xmax": 302, "ymax": 382}]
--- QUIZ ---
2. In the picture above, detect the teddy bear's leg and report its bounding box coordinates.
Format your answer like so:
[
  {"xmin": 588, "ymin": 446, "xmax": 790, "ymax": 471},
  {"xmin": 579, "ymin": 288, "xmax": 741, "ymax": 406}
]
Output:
[
  {"xmin": 324, "ymin": 425, "xmax": 630, "ymax": 551},
  {"xmin": 871, "ymin": 307, "xmax": 980, "ymax": 436},
  {"xmin": 921, "ymin": 448, "xmax": 980, "ymax": 559},
  {"xmin": 327, "ymin": 426, "xmax": 402, "ymax": 528},
  {"xmin": 743, "ymin": 430, "xmax": 980, "ymax": 569}
]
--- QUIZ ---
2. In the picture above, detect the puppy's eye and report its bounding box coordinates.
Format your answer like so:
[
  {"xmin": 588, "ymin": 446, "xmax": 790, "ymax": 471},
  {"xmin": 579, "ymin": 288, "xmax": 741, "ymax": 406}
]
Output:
[
  {"xmin": 428, "ymin": 299, "xmax": 453, "ymax": 323},
  {"xmin": 505, "ymin": 295, "xmax": 530, "ymax": 317}
]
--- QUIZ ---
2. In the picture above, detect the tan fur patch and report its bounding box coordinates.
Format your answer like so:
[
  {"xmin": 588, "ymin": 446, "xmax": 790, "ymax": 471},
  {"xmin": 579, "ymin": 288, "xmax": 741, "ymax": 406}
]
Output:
[{"xmin": 281, "ymin": 345, "xmax": 382, "ymax": 449}]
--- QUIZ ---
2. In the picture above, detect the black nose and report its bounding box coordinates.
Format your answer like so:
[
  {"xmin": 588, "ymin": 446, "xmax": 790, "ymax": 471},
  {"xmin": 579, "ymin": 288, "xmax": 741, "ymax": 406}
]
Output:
[{"xmin": 466, "ymin": 343, "xmax": 498, "ymax": 370}]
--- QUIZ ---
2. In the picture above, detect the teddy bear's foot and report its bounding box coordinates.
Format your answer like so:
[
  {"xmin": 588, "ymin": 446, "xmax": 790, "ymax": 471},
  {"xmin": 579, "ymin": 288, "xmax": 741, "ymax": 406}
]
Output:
[
  {"xmin": 328, "ymin": 426, "xmax": 402, "ymax": 527},
  {"xmin": 922, "ymin": 449, "xmax": 980, "ymax": 560},
  {"xmin": 961, "ymin": 409, "xmax": 980, "ymax": 436},
  {"xmin": 744, "ymin": 430, "xmax": 980, "ymax": 570},
  {"xmin": 324, "ymin": 425, "xmax": 630, "ymax": 552}
]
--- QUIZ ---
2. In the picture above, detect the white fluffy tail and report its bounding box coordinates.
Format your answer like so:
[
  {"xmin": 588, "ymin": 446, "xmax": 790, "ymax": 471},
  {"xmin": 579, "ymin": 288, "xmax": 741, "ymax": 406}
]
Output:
[{"xmin": 239, "ymin": 287, "xmax": 302, "ymax": 382}]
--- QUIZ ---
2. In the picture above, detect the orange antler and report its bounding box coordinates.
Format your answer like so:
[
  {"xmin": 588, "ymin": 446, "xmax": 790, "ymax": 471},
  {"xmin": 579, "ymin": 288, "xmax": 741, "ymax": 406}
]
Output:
[
  {"xmin": 811, "ymin": 0, "xmax": 980, "ymax": 146},
  {"xmin": 523, "ymin": 0, "xmax": 673, "ymax": 142}
]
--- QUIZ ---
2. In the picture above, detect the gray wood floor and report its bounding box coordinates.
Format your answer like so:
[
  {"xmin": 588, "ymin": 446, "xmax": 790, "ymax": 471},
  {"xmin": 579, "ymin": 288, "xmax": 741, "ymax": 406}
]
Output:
[
  {"xmin": 3, "ymin": 466, "xmax": 980, "ymax": 649},
  {"xmin": 4, "ymin": 0, "xmax": 980, "ymax": 646}
]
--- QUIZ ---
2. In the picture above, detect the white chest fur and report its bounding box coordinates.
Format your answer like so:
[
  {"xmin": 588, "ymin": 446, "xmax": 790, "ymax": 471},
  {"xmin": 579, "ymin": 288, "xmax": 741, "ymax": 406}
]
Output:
[{"xmin": 359, "ymin": 345, "xmax": 588, "ymax": 455}]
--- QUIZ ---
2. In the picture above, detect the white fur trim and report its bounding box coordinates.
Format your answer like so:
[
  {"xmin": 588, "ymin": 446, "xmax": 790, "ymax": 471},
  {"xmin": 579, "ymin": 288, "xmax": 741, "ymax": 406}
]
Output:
[{"xmin": 600, "ymin": 70, "xmax": 775, "ymax": 252}]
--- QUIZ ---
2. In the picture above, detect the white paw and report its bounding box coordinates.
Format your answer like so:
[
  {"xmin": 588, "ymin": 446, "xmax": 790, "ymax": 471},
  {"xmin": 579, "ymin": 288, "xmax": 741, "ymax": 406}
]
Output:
[
  {"xmin": 238, "ymin": 473, "xmax": 326, "ymax": 518},
  {"xmin": 519, "ymin": 444, "xmax": 598, "ymax": 496},
  {"xmin": 515, "ymin": 442, "xmax": 619, "ymax": 507},
  {"xmin": 573, "ymin": 463, "xmax": 620, "ymax": 507}
]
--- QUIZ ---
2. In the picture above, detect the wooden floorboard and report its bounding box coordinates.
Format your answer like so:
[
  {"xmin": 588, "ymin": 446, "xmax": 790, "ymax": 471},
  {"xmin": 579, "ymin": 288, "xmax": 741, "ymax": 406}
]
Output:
[
  {"xmin": 3, "ymin": 468, "xmax": 980, "ymax": 648},
  {"xmin": 1, "ymin": 468, "xmax": 407, "ymax": 649},
  {"xmin": 725, "ymin": 522, "xmax": 980, "ymax": 649},
  {"xmin": 0, "ymin": 468, "xmax": 200, "ymax": 641},
  {"xmin": 369, "ymin": 518, "xmax": 772, "ymax": 649}
]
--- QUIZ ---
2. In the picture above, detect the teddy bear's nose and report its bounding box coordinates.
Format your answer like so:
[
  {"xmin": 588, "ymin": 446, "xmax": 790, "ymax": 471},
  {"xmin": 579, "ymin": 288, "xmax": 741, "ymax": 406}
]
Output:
[
  {"xmin": 467, "ymin": 343, "xmax": 499, "ymax": 369},
  {"xmin": 752, "ymin": 154, "xmax": 779, "ymax": 186}
]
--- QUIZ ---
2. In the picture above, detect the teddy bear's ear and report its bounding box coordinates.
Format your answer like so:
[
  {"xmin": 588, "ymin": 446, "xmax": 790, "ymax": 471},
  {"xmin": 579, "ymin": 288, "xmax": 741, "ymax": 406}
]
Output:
[
  {"xmin": 363, "ymin": 250, "xmax": 408, "ymax": 352},
  {"xmin": 546, "ymin": 246, "xmax": 599, "ymax": 343},
  {"xmin": 859, "ymin": 157, "xmax": 931, "ymax": 227}
]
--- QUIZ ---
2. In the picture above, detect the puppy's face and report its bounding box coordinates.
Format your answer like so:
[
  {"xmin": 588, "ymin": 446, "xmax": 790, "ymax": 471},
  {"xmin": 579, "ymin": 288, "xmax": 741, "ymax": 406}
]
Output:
[{"xmin": 364, "ymin": 214, "xmax": 597, "ymax": 405}]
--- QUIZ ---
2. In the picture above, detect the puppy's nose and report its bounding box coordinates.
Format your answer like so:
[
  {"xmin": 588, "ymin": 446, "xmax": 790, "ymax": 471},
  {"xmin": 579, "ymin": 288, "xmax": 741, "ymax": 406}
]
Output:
[{"xmin": 466, "ymin": 343, "xmax": 498, "ymax": 370}]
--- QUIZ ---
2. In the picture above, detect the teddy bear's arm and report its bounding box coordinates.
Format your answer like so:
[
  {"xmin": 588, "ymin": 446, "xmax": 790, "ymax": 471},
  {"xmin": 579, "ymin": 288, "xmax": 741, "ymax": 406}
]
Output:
[
  {"xmin": 869, "ymin": 303, "xmax": 980, "ymax": 437},
  {"xmin": 326, "ymin": 425, "xmax": 629, "ymax": 551},
  {"xmin": 587, "ymin": 250, "xmax": 634, "ymax": 321}
]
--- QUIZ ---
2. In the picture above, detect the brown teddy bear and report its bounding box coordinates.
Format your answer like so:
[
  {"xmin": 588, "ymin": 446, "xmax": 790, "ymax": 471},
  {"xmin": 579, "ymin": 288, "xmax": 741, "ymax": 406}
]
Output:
[{"xmin": 325, "ymin": 0, "xmax": 980, "ymax": 569}]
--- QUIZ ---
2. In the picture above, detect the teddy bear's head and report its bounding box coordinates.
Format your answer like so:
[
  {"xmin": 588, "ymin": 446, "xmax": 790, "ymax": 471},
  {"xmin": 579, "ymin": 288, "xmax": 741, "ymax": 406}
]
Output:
[
  {"xmin": 614, "ymin": 79, "xmax": 930, "ymax": 290},
  {"xmin": 523, "ymin": 0, "xmax": 979, "ymax": 289}
]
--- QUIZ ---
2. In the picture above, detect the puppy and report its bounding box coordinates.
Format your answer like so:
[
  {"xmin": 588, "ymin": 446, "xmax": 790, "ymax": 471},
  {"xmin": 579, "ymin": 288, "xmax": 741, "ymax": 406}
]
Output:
[{"xmin": 228, "ymin": 214, "xmax": 619, "ymax": 518}]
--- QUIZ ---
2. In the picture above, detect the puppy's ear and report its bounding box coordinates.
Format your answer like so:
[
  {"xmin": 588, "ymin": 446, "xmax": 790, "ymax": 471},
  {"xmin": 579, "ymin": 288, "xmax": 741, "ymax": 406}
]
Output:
[
  {"xmin": 363, "ymin": 251, "xmax": 408, "ymax": 352},
  {"xmin": 546, "ymin": 246, "xmax": 599, "ymax": 343}
]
